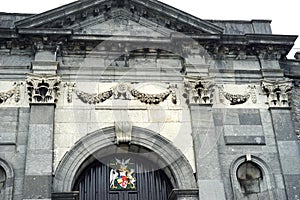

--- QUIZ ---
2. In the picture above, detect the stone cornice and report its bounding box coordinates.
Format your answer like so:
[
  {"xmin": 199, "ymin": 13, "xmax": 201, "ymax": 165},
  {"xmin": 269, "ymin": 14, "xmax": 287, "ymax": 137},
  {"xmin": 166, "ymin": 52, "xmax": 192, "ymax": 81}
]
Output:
[
  {"xmin": 14, "ymin": 0, "xmax": 223, "ymax": 34},
  {"xmin": 17, "ymin": 28, "xmax": 73, "ymax": 35},
  {"xmin": 0, "ymin": 31, "xmax": 296, "ymax": 61}
]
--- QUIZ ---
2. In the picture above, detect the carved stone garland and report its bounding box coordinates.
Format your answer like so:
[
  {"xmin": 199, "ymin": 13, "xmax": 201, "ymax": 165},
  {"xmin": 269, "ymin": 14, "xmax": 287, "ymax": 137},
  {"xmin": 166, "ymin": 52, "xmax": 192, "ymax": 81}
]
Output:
[
  {"xmin": 75, "ymin": 89, "xmax": 113, "ymax": 104},
  {"xmin": 261, "ymin": 79, "xmax": 292, "ymax": 107},
  {"xmin": 64, "ymin": 82, "xmax": 76, "ymax": 103},
  {"xmin": 131, "ymin": 84, "xmax": 177, "ymax": 104},
  {"xmin": 184, "ymin": 76, "xmax": 215, "ymax": 104},
  {"xmin": 0, "ymin": 82, "xmax": 21, "ymax": 104},
  {"xmin": 26, "ymin": 74, "xmax": 61, "ymax": 104},
  {"xmin": 75, "ymin": 83, "xmax": 177, "ymax": 105},
  {"xmin": 219, "ymin": 85, "xmax": 257, "ymax": 105}
]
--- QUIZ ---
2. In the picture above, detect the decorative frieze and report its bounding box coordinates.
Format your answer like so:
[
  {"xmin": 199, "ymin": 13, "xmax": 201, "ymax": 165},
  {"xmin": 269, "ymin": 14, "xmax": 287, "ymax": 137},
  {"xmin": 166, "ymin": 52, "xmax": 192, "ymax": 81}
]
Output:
[
  {"xmin": 219, "ymin": 85, "xmax": 257, "ymax": 105},
  {"xmin": 26, "ymin": 73, "xmax": 61, "ymax": 104},
  {"xmin": 184, "ymin": 76, "xmax": 215, "ymax": 104},
  {"xmin": 0, "ymin": 82, "xmax": 21, "ymax": 104},
  {"xmin": 261, "ymin": 79, "xmax": 292, "ymax": 107},
  {"xmin": 75, "ymin": 83, "xmax": 177, "ymax": 105}
]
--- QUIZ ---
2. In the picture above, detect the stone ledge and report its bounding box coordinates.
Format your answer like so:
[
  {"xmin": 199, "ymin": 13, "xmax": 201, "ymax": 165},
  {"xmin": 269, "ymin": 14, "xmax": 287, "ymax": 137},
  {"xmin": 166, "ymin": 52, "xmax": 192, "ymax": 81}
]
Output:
[
  {"xmin": 52, "ymin": 192, "xmax": 79, "ymax": 200},
  {"xmin": 224, "ymin": 136, "xmax": 266, "ymax": 145},
  {"xmin": 168, "ymin": 189, "xmax": 199, "ymax": 200}
]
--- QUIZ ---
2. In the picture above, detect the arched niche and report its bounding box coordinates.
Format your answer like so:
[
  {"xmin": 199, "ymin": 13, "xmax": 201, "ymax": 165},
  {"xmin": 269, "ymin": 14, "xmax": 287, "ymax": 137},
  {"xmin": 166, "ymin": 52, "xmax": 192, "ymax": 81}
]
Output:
[
  {"xmin": 0, "ymin": 158, "xmax": 14, "ymax": 200},
  {"xmin": 53, "ymin": 126, "xmax": 197, "ymax": 193},
  {"xmin": 230, "ymin": 155, "xmax": 276, "ymax": 200}
]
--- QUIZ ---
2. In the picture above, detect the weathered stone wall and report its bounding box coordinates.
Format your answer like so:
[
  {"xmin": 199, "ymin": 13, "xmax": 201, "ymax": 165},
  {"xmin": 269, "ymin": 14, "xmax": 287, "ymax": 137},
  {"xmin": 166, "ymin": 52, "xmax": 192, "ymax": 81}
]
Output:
[
  {"xmin": 291, "ymin": 85, "xmax": 300, "ymax": 140},
  {"xmin": 0, "ymin": 107, "xmax": 30, "ymax": 200}
]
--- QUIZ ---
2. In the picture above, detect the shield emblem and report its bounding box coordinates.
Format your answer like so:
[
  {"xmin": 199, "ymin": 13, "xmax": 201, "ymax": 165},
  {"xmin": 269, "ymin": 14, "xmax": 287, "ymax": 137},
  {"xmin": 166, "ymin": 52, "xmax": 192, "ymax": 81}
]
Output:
[{"xmin": 109, "ymin": 158, "xmax": 136, "ymax": 190}]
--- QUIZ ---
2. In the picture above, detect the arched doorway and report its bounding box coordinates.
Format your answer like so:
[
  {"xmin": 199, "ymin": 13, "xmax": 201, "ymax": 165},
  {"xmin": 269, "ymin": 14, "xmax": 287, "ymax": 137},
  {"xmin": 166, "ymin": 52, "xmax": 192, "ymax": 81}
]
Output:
[
  {"xmin": 72, "ymin": 144, "xmax": 173, "ymax": 200},
  {"xmin": 53, "ymin": 126, "xmax": 197, "ymax": 199}
]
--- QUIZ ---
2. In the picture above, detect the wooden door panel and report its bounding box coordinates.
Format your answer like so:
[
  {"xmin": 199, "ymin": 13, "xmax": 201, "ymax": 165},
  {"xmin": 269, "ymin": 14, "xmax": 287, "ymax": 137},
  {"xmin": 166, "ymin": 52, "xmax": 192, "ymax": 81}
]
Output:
[{"xmin": 73, "ymin": 154, "xmax": 172, "ymax": 200}]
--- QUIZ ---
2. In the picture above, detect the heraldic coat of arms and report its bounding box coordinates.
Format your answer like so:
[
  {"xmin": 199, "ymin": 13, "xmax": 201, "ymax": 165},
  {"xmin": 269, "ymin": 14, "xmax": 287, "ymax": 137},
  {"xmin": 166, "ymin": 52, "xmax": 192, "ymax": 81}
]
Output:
[{"xmin": 109, "ymin": 158, "xmax": 136, "ymax": 190}]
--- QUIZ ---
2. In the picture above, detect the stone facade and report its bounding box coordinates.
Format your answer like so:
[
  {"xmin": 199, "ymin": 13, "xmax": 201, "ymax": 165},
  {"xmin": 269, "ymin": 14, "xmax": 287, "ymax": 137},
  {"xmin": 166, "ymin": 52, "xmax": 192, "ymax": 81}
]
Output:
[{"xmin": 0, "ymin": 0, "xmax": 299, "ymax": 200}]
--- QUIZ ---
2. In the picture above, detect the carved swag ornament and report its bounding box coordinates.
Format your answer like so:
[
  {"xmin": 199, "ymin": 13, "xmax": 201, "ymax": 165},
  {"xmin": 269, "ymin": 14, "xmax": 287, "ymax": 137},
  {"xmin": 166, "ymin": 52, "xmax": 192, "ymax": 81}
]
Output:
[
  {"xmin": 75, "ymin": 83, "xmax": 177, "ymax": 105},
  {"xmin": 261, "ymin": 79, "xmax": 292, "ymax": 107},
  {"xmin": 184, "ymin": 76, "xmax": 215, "ymax": 104},
  {"xmin": 219, "ymin": 85, "xmax": 257, "ymax": 105},
  {"xmin": 0, "ymin": 82, "xmax": 21, "ymax": 104},
  {"xmin": 26, "ymin": 73, "xmax": 61, "ymax": 104}
]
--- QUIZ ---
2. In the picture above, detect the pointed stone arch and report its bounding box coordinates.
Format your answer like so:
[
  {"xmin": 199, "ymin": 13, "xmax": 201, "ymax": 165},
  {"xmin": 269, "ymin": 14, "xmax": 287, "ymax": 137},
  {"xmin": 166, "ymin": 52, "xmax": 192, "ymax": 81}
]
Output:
[
  {"xmin": 53, "ymin": 126, "xmax": 197, "ymax": 193},
  {"xmin": 0, "ymin": 158, "xmax": 14, "ymax": 200}
]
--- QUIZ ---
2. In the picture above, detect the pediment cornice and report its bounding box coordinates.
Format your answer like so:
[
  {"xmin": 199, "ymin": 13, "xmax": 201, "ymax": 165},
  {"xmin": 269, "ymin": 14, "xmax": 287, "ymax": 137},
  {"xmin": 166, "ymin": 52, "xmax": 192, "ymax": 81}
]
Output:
[{"xmin": 14, "ymin": 0, "xmax": 223, "ymax": 35}]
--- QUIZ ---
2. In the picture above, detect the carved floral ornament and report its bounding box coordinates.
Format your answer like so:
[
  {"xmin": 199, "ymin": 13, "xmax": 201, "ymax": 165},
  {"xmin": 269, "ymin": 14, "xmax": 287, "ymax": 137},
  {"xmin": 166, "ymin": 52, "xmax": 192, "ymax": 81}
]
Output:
[
  {"xmin": 74, "ymin": 83, "xmax": 177, "ymax": 105},
  {"xmin": 219, "ymin": 85, "xmax": 257, "ymax": 105},
  {"xmin": 0, "ymin": 82, "xmax": 21, "ymax": 104},
  {"xmin": 26, "ymin": 73, "xmax": 61, "ymax": 104},
  {"xmin": 183, "ymin": 76, "xmax": 215, "ymax": 104},
  {"xmin": 261, "ymin": 79, "xmax": 292, "ymax": 107}
]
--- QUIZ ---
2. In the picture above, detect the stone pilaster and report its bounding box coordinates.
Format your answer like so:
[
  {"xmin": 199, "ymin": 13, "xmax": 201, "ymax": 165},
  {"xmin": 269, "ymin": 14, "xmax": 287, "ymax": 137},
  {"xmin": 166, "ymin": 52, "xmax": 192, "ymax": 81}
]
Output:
[
  {"xmin": 269, "ymin": 108, "xmax": 300, "ymax": 200},
  {"xmin": 189, "ymin": 104, "xmax": 226, "ymax": 200},
  {"xmin": 23, "ymin": 60, "xmax": 59, "ymax": 200},
  {"xmin": 185, "ymin": 75, "xmax": 225, "ymax": 200}
]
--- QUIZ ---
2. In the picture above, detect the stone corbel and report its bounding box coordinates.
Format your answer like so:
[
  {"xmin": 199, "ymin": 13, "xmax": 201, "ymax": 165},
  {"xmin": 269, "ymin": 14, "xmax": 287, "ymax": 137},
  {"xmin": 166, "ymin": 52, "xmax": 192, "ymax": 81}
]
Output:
[
  {"xmin": 26, "ymin": 73, "xmax": 61, "ymax": 104},
  {"xmin": 0, "ymin": 82, "xmax": 21, "ymax": 104},
  {"xmin": 261, "ymin": 79, "xmax": 292, "ymax": 107},
  {"xmin": 115, "ymin": 121, "xmax": 132, "ymax": 144},
  {"xmin": 184, "ymin": 76, "xmax": 215, "ymax": 104}
]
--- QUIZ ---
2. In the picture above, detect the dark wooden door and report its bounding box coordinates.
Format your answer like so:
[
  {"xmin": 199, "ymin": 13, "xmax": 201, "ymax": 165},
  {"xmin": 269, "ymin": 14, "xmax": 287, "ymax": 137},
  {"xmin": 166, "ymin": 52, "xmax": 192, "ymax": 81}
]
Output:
[{"xmin": 73, "ymin": 154, "xmax": 172, "ymax": 200}]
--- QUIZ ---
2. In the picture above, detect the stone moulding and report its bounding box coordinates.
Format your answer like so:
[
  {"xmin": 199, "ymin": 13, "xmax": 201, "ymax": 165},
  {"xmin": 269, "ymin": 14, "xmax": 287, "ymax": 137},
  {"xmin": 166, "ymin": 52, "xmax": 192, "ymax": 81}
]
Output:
[
  {"xmin": 219, "ymin": 85, "xmax": 257, "ymax": 105},
  {"xmin": 26, "ymin": 73, "xmax": 61, "ymax": 104},
  {"xmin": 75, "ymin": 83, "xmax": 177, "ymax": 105},
  {"xmin": 184, "ymin": 76, "xmax": 215, "ymax": 104},
  {"xmin": 261, "ymin": 79, "xmax": 292, "ymax": 107},
  {"xmin": 0, "ymin": 82, "xmax": 21, "ymax": 104}
]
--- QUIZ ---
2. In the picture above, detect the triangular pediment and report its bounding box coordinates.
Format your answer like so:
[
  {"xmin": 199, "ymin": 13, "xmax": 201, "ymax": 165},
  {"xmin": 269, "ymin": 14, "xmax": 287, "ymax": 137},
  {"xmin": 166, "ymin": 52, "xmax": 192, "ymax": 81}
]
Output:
[
  {"xmin": 69, "ymin": 9, "xmax": 171, "ymax": 37},
  {"xmin": 15, "ymin": 0, "xmax": 223, "ymax": 35}
]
